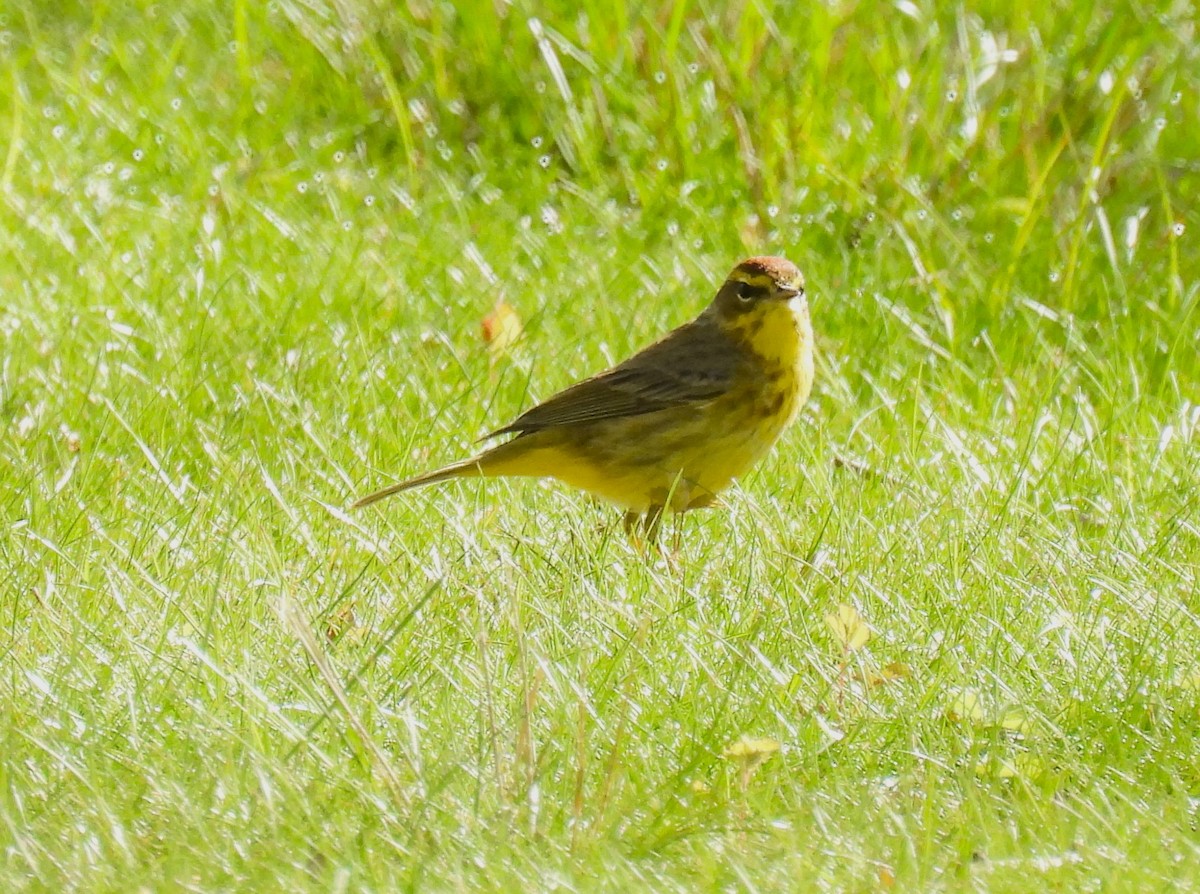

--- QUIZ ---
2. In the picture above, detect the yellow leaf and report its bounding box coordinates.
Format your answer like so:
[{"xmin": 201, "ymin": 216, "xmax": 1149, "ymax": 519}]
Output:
[
  {"xmin": 946, "ymin": 688, "xmax": 985, "ymax": 724},
  {"xmin": 975, "ymin": 756, "xmax": 1009, "ymax": 778},
  {"xmin": 1175, "ymin": 669, "xmax": 1200, "ymax": 691},
  {"xmin": 825, "ymin": 603, "xmax": 871, "ymax": 651},
  {"xmin": 997, "ymin": 706, "xmax": 1033, "ymax": 735},
  {"xmin": 860, "ymin": 661, "xmax": 912, "ymax": 688},
  {"xmin": 723, "ymin": 736, "xmax": 781, "ymax": 763},
  {"xmin": 976, "ymin": 752, "xmax": 1048, "ymax": 781},
  {"xmin": 480, "ymin": 299, "xmax": 522, "ymax": 362},
  {"xmin": 881, "ymin": 661, "xmax": 910, "ymax": 681},
  {"xmin": 723, "ymin": 736, "xmax": 780, "ymax": 790}
]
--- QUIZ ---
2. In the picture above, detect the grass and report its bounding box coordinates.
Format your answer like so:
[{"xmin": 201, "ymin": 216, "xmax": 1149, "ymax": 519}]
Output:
[{"xmin": 1, "ymin": 0, "xmax": 1198, "ymax": 889}]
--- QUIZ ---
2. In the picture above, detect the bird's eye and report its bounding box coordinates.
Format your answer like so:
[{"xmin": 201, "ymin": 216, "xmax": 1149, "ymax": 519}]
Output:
[{"xmin": 736, "ymin": 283, "xmax": 754, "ymax": 303}]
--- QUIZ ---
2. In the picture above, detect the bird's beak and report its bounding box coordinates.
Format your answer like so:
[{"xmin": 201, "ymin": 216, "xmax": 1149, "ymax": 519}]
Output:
[{"xmin": 777, "ymin": 284, "xmax": 803, "ymax": 300}]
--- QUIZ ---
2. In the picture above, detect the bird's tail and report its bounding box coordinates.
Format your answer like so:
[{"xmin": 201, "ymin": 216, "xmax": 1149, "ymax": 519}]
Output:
[{"xmin": 350, "ymin": 457, "xmax": 487, "ymax": 510}]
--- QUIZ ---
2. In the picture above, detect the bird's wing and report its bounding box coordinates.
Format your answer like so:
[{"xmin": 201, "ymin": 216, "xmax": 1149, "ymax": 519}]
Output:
[{"xmin": 487, "ymin": 318, "xmax": 741, "ymax": 437}]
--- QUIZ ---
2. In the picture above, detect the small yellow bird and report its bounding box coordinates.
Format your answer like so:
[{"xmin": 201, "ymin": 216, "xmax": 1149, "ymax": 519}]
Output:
[{"xmin": 353, "ymin": 256, "xmax": 814, "ymax": 534}]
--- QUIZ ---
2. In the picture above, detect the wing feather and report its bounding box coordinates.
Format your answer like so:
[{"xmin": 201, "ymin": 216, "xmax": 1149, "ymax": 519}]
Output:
[{"xmin": 488, "ymin": 317, "xmax": 741, "ymax": 437}]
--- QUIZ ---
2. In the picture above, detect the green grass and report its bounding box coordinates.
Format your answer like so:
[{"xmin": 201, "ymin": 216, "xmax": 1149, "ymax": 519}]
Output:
[{"xmin": 2, "ymin": 0, "xmax": 1199, "ymax": 889}]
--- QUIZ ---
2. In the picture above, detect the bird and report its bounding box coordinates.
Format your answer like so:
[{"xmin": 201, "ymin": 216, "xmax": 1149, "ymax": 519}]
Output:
[{"xmin": 352, "ymin": 255, "xmax": 814, "ymax": 537}]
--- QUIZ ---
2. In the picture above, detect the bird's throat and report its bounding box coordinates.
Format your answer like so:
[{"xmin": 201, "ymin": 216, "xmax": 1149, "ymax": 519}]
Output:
[{"xmin": 727, "ymin": 297, "xmax": 813, "ymax": 370}]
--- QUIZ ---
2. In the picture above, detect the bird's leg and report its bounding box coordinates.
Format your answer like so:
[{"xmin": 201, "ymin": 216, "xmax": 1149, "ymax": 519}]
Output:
[
  {"xmin": 621, "ymin": 505, "xmax": 666, "ymax": 556},
  {"xmin": 670, "ymin": 510, "xmax": 685, "ymax": 556},
  {"xmin": 622, "ymin": 510, "xmax": 642, "ymax": 538},
  {"xmin": 643, "ymin": 504, "xmax": 665, "ymax": 543}
]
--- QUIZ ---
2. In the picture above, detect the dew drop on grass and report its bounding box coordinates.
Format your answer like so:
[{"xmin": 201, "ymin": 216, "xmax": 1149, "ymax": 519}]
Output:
[
  {"xmin": 1172, "ymin": 222, "xmax": 1185, "ymax": 237},
  {"xmin": 132, "ymin": 148, "xmax": 143, "ymax": 161},
  {"xmin": 52, "ymin": 125, "xmax": 64, "ymax": 139},
  {"xmin": 364, "ymin": 195, "xmax": 375, "ymax": 207},
  {"xmin": 1154, "ymin": 118, "xmax": 1166, "ymax": 130},
  {"xmin": 1171, "ymin": 91, "xmax": 1182, "ymax": 104},
  {"xmin": 313, "ymin": 171, "xmax": 324, "ymax": 183},
  {"xmin": 654, "ymin": 71, "xmax": 666, "ymax": 83},
  {"xmin": 342, "ymin": 221, "xmax": 352, "ymax": 231},
  {"xmin": 656, "ymin": 159, "xmax": 668, "ymax": 171},
  {"xmin": 687, "ymin": 63, "xmax": 699, "ymax": 75},
  {"xmin": 540, "ymin": 205, "xmax": 561, "ymax": 232},
  {"xmin": 392, "ymin": 187, "xmax": 414, "ymax": 210},
  {"xmin": 945, "ymin": 89, "xmax": 957, "ymax": 102},
  {"xmin": 538, "ymin": 155, "xmax": 551, "ymax": 169},
  {"xmin": 333, "ymin": 150, "xmax": 344, "ymax": 163},
  {"xmin": 896, "ymin": 68, "xmax": 911, "ymax": 89},
  {"xmin": 531, "ymin": 135, "xmax": 542, "ymax": 148},
  {"xmin": 297, "ymin": 182, "xmax": 307, "ymax": 193},
  {"xmin": 1049, "ymin": 270, "xmax": 1059, "ymax": 282},
  {"xmin": 171, "ymin": 97, "xmax": 182, "ymax": 111}
]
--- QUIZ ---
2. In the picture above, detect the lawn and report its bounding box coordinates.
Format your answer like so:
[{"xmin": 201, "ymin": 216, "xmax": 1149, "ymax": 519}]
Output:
[{"xmin": 2, "ymin": 0, "xmax": 1198, "ymax": 890}]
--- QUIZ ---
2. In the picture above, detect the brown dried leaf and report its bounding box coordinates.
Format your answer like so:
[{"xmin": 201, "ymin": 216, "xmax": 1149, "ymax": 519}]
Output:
[
  {"xmin": 860, "ymin": 661, "xmax": 912, "ymax": 688},
  {"xmin": 325, "ymin": 604, "xmax": 357, "ymax": 642}
]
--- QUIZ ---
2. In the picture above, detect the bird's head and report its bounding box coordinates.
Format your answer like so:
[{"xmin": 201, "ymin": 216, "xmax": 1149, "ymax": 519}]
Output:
[{"xmin": 712, "ymin": 256, "xmax": 806, "ymax": 321}]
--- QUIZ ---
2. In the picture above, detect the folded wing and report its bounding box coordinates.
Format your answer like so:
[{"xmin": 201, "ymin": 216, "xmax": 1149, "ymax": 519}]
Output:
[{"xmin": 488, "ymin": 319, "xmax": 741, "ymax": 437}]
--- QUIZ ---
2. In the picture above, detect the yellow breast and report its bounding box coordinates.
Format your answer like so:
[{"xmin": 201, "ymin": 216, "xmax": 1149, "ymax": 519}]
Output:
[{"xmin": 726, "ymin": 295, "xmax": 815, "ymax": 411}]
